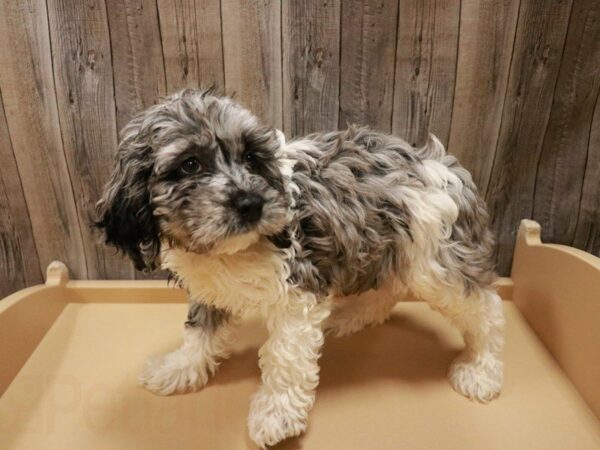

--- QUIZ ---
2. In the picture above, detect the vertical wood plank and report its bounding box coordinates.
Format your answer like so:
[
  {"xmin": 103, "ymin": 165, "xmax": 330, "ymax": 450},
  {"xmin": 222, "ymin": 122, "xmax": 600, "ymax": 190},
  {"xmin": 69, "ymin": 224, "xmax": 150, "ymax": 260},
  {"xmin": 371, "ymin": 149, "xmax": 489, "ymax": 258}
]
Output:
[
  {"xmin": 157, "ymin": 0, "xmax": 224, "ymax": 91},
  {"xmin": 106, "ymin": 0, "xmax": 169, "ymax": 279},
  {"xmin": 282, "ymin": 0, "xmax": 341, "ymax": 136},
  {"xmin": 533, "ymin": 0, "xmax": 600, "ymax": 246},
  {"xmin": 106, "ymin": 0, "xmax": 167, "ymax": 132},
  {"xmin": 447, "ymin": 0, "xmax": 520, "ymax": 193},
  {"xmin": 392, "ymin": 0, "xmax": 460, "ymax": 147},
  {"xmin": 47, "ymin": 0, "xmax": 134, "ymax": 279},
  {"xmin": 338, "ymin": 0, "xmax": 398, "ymax": 132},
  {"xmin": 486, "ymin": 0, "xmax": 573, "ymax": 275},
  {"xmin": 221, "ymin": 0, "xmax": 282, "ymax": 128},
  {"xmin": 0, "ymin": 0, "xmax": 87, "ymax": 279},
  {"xmin": 573, "ymin": 91, "xmax": 600, "ymax": 256},
  {"xmin": 0, "ymin": 89, "xmax": 43, "ymax": 297}
]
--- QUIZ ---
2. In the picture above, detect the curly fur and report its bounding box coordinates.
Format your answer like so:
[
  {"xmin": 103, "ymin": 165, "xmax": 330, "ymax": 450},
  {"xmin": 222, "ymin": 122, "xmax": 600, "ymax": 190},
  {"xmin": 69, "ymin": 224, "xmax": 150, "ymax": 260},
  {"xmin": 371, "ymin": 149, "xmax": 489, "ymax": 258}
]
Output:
[{"xmin": 96, "ymin": 89, "xmax": 505, "ymax": 448}]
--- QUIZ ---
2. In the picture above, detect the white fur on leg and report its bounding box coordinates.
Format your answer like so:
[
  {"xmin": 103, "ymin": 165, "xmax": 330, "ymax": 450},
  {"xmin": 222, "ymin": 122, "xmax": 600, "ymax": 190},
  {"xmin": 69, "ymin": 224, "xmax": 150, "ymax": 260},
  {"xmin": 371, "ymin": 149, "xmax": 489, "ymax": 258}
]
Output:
[
  {"xmin": 446, "ymin": 289, "xmax": 505, "ymax": 402},
  {"xmin": 325, "ymin": 285, "xmax": 399, "ymax": 337},
  {"xmin": 381, "ymin": 152, "xmax": 507, "ymax": 403},
  {"xmin": 248, "ymin": 290, "xmax": 329, "ymax": 448},
  {"xmin": 248, "ymin": 386, "xmax": 314, "ymax": 449},
  {"xmin": 424, "ymin": 288, "xmax": 505, "ymax": 403},
  {"xmin": 139, "ymin": 320, "xmax": 237, "ymax": 395},
  {"xmin": 422, "ymin": 294, "xmax": 505, "ymax": 404},
  {"xmin": 449, "ymin": 350, "xmax": 503, "ymax": 403}
]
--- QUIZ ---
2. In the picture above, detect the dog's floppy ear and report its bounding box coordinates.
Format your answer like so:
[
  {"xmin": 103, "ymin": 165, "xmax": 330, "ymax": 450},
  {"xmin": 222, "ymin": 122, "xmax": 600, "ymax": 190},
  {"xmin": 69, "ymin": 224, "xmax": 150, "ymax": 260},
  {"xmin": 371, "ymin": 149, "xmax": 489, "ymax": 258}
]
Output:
[{"xmin": 95, "ymin": 129, "xmax": 160, "ymax": 272}]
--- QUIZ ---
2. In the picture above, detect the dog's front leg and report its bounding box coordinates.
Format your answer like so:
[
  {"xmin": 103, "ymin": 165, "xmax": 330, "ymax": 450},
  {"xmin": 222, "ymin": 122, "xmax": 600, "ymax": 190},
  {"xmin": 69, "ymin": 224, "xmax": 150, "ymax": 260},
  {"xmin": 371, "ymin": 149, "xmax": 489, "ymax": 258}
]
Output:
[
  {"xmin": 139, "ymin": 301, "xmax": 238, "ymax": 396},
  {"xmin": 248, "ymin": 291, "xmax": 329, "ymax": 448}
]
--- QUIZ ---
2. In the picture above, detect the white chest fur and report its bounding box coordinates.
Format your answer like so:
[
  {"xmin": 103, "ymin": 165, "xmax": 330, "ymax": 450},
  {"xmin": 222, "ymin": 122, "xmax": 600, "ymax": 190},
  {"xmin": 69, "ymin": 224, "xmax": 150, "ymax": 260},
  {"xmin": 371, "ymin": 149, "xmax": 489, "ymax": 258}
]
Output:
[{"xmin": 161, "ymin": 241, "xmax": 290, "ymax": 315}]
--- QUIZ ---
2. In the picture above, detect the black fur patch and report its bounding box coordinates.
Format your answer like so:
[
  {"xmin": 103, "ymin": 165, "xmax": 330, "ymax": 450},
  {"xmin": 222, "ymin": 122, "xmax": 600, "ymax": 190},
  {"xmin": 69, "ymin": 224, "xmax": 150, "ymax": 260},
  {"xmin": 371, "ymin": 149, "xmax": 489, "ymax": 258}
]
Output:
[
  {"xmin": 268, "ymin": 228, "xmax": 292, "ymax": 249},
  {"xmin": 94, "ymin": 147, "xmax": 161, "ymax": 271}
]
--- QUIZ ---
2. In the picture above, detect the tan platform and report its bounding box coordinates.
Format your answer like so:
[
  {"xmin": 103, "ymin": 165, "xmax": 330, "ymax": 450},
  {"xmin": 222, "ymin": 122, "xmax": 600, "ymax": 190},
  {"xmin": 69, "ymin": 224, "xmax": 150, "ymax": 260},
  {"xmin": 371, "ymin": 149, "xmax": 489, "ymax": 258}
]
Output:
[{"xmin": 1, "ymin": 220, "xmax": 599, "ymax": 449}]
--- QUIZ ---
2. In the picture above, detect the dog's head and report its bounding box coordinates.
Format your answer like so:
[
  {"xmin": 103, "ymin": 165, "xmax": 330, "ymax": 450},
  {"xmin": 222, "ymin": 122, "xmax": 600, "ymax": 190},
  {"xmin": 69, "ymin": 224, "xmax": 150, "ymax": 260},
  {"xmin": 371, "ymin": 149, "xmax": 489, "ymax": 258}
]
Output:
[{"xmin": 95, "ymin": 89, "xmax": 292, "ymax": 271}]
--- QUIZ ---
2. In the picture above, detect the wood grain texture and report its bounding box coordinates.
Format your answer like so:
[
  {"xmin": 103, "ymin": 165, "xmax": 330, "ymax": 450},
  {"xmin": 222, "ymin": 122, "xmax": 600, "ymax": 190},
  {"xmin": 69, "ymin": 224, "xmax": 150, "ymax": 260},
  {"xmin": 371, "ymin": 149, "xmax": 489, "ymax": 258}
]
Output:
[
  {"xmin": 106, "ymin": 0, "xmax": 167, "ymax": 132},
  {"xmin": 339, "ymin": 0, "xmax": 399, "ymax": 132},
  {"xmin": 157, "ymin": 0, "xmax": 224, "ymax": 91},
  {"xmin": 533, "ymin": 0, "xmax": 600, "ymax": 246},
  {"xmin": 2, "ymin": 0, "xmax": 600, "ymax": 291},
  {"xmin": 105, "ymin": 0, "xmax": 170, "ymax": 280},
  {"xmin": 47, "ymin": 0, "xmax": 134, "ymax": 279},
  {"xmin": 447, "ymin": 0, "xmax": 519, "ymax": 193},
  {"xmin": 486, "ymin": 0, "xmax": 574, "ymax": 275},
  {"xmin": 0, "ymin": 90, "xmax": 43, "ymax": 297},
  {"xmin": 283, "ymin": 0, "xmax": 341, "ymax": 136},
  {"xmin": 392, "ymin": 0, "xmax": 460, "ymax": 147},
  {"xmin": 0, "ymin": 0, "xmax": 87, "ymax": 280},
  {"xmin": 573, "ymin": 90, "xmax": 600, "ymax": 256},
  {"xmin": 221, "ymin": 0, "xmax": 282, "ymax": 128}
]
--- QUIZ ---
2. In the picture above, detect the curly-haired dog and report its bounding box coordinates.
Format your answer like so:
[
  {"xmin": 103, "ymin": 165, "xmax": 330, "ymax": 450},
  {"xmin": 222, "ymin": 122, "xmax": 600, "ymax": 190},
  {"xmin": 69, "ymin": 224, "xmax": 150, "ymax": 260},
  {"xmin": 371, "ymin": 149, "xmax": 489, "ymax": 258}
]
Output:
[{"xmin": 96, "ymin": 89, "xmax": 504, "ymax": 448}]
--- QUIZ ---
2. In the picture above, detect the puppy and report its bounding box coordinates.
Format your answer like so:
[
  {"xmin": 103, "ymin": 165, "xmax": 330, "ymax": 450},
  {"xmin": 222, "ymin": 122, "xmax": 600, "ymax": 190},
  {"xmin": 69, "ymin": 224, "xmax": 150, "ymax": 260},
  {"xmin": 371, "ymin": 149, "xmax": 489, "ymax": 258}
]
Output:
[{"xmin": 96, "ymin": 89, "xmax": 504, "ymax": 448}]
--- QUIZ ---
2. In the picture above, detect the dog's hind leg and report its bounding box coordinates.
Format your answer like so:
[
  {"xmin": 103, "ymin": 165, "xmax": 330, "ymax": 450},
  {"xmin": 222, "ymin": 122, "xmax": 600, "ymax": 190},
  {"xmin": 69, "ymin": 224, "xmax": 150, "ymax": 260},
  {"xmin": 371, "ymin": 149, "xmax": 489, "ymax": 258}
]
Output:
[
  {"xmin": 443, "ymin": 287, "xmax": 505, "ymax": 402},
  {"xmin": 139, "ymin": 301, "xmax": 238, "ymax": 396},
  {"xmin": 324, "ymin": 284, "xmax": 401, "ymax": 337},
  {"xmin": 411, "ymin": 276, "xmax": 505, "ymax": 402}
]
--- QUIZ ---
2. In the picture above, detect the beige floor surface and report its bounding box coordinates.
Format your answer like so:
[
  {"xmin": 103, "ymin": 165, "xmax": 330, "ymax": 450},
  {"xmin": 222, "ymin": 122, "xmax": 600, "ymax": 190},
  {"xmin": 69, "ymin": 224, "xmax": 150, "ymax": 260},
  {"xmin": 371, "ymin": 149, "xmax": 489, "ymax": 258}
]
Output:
[{"xmin": 1, "ymin": 301, "xmax": 599, "ymax": 450}]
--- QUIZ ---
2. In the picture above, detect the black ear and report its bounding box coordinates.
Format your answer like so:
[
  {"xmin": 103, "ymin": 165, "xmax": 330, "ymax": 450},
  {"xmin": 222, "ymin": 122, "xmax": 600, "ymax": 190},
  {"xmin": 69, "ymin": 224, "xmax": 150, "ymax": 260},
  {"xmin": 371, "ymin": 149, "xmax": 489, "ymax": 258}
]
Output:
[{"xmin": 95, "ymin": 145, "xmax": 160, "ymax": 272}]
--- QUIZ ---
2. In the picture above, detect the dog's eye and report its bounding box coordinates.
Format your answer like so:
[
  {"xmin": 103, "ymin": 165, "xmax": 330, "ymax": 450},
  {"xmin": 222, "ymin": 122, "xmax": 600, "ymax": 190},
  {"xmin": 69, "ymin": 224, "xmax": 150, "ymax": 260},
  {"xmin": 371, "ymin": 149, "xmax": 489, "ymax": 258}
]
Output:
[
  {"xmin": 180, "ymin": 157, "xmax": 201, "ymax": 175},
  {"xmin": 244, "ymin": 152, "xmax": 255, "ymax": 165}
]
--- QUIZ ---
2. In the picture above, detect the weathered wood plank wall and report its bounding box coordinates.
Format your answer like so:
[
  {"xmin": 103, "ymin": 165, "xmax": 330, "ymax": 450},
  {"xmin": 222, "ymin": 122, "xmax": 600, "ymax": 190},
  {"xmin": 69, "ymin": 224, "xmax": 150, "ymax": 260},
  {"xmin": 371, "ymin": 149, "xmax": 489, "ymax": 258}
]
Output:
[
  {"xmin": 339, "ymin": 0, "xmax": 398, "ymax": 132},
  {"xmin": 486, "ymin": 0, "xmax": 574, "ymax": 272},
  {"xmin": 0, "ymin": 0, "xmax": 598, "ymax": 295},
  {"xmin": 392, "ymin": 0, "xmax": 460, "ymax": 146},
  {"xmin": 283, "ymin": 0, "xmax": 341, "ymax": 135},
  {"xmin": 0, "ymin": 0, "xmax": 88, "ymax": 294}
]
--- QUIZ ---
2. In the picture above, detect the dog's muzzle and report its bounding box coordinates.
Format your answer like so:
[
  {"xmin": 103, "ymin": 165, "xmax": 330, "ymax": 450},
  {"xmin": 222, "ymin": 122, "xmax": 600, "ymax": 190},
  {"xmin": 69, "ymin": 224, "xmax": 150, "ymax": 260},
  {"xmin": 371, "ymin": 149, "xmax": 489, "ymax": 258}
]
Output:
[{"xmin": 232, "ymin": 192, "xmax": 264, "ymax": 224}]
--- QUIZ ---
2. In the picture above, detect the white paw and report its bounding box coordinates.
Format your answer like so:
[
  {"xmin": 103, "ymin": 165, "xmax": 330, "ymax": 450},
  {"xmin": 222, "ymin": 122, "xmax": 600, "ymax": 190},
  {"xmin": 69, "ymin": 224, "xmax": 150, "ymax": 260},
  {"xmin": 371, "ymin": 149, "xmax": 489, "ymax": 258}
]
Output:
[
  {"xmin": 138, "ymin": 351, "xmax": 209, "ymax": 396},
  {"xmin": 448, "ymin": 352, "xmax": 503, "ymax": 403},
  {"xmin": 247, "ymin": 387, "xmax": 310, "ymax": 448}
]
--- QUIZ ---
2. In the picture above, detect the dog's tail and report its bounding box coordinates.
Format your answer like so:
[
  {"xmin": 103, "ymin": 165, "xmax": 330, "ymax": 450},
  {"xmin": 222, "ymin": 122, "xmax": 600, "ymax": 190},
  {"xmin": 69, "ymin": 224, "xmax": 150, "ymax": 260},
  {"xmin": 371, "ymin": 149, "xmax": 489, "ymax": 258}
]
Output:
[{"xmin": 415, "ymin": 133, "xmax": 446, "ymax": 160}]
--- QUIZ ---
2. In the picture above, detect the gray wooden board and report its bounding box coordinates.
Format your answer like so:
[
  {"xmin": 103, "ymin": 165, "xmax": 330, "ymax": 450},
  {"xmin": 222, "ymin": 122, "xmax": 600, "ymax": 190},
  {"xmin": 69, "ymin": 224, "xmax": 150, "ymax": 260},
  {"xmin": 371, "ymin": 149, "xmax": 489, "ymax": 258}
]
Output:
[
  {"xmin": 106, "ymin": 0, "xmax": 169, "ymax": 279},
  {"xmin": 221, "ymin": 0, "xmax": 282, "ymax": 128},
  {"xmin": 573, "ymin": 89, "xmax": 600, "ymax": 256},
  {"xmin": 157, "ymin": 0, "xmax": 225, "ymax": 91},
  {"xmin": 283, "ymin": 0, "xmax": 341, "ymax": 136},
  {"xmin": 0, "ymin": 0, "xmax": 87, "ymax": 280},
  {"xmin": 47, "ymin": 0, "xmax": 134, "ymax": 279},
  {"xmin": 532, "ymin": 0, "xmax": 600, "ymax": 246},
  {"xmin": 0, "ymin": 89, "xmax": 43, "ymax": 296},
  {"xmin": 447, "ymin": 0, "xmax": 520, "ymax": 194},
  {"xmin": 106, "ymin": 0, "xmax": 168, "ymax": 132},
  {"xmin": 486, "ymin": 0, "xmax": 574, "ymax": 275},
  {"xmin": 392, "ymin": 0, "xmax": 460, "ymax": 147},
  {"xmin": 339, "ymin": 0, "xmax": 399, "ymax": 132}
]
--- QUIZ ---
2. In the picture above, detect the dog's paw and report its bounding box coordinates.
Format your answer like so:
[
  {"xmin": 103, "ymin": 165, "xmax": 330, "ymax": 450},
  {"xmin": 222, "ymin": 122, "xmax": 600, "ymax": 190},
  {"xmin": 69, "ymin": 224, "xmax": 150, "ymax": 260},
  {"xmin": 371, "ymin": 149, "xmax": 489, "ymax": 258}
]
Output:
[
  {"xmin": 247, "ymin": 387, "xmax": 309, "ymax": 448},
  {"xmin": 138, "ymin": 351, "xmax": 209, "ymax": 396},
  {"xmin": 448, "ymin": 352, "xmax": 503, "ymax": 403}
]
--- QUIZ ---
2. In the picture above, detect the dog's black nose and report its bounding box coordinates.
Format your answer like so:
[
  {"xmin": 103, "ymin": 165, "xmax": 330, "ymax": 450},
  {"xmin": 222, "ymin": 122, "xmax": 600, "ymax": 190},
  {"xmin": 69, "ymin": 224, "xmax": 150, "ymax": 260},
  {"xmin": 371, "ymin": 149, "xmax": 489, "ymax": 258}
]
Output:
[{"xmin": 232, "ymin": 192, "xmax": 264, "ymax": 223}]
